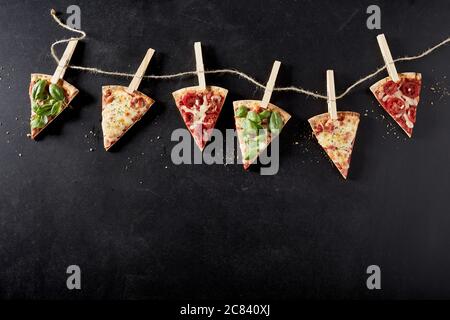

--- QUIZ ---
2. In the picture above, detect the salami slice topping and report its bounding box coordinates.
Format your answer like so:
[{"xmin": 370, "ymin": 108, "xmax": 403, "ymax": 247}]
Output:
[
  {"xmin": 383, "ymin": 80, "xmax": 400, "ymax": 95},
  {"xmin": 400, "ymin": 79, "xmax": 421, "ymax": 99},
  {"xmin": 173, "ymin": 87, "xmax": 227, "ymax": 151},
  {"xmin": 370, "ymin": 73, "xmax": 422, "ymax": 138}
]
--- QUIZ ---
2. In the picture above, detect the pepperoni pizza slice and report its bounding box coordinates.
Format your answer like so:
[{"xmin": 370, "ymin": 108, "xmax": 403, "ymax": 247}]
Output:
[
  {"xmin": 370, "ymin": 72, "xmax": 422, "ymax": 137},
  {"xmin": 101, "ymin": 86, "xmax": 155, "ymax": 151},
  {"xmin": 308, "ymin": 111, "xmax": 360, "ymax": 179},
  {"xmin": 233, "ymin": 100, "xmax": 291, "ymax": 170},
  {"xmin": 172, "ymin": 86, "xmax": 228, "ymax": 151}
]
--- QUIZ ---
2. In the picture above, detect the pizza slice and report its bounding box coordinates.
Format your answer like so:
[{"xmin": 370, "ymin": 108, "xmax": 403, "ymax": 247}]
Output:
[
  {"xmin": 29, "ymin": 73, "xmax": 79, "ymax": 139},
  {"xmin": 233, "ymin": 100, "xmax": 291, "ymax": 170},
  {"xmin": 308, "ymin": 111, "xmax": 360, "ymax": 179},
  {"xmin": 101, "ymin": 85, "xmax": 155, "ymax": 151},
  {"xmin": 370, "ymin": 72, "xmax": 422, "ymax": 137},
  {"xmin": 172, "ymin": 86, "xmax": 228, "ymax": 151}
]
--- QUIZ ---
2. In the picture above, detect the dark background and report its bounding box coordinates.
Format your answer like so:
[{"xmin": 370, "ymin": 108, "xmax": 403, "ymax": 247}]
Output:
[{"xmin": 0, "ymin": 0, "xmax": 449, "ymax": 300}]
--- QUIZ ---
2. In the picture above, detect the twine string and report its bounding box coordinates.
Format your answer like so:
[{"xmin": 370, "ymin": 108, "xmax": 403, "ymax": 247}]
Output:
[{"xmin": 50, "ymin": 9, "xmax": 449, "ymax": 101}]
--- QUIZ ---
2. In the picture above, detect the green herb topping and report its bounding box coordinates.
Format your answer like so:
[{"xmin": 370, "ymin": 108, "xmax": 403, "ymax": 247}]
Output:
[{"xmin": 30, "ymin": 80, "xmax": 66, "ymax": 129}]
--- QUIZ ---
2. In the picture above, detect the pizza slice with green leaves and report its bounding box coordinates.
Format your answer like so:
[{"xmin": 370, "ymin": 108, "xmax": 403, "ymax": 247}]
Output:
[
  {"xmin": 233, "ymin": 100, "xmax": 291, "ymax": 170},
  {"xmin": 29, "ymin": 74, "xmax": 79, "ymax": 139}
]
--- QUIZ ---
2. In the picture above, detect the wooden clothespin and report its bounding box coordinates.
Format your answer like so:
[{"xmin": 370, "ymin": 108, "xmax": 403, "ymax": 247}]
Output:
[
  {"xmin": 326, "ymin": 70, "xmax": 338, "ymax": 120},
  {"xmin": 194, "ymin": 42, "xmax": 206, "ymax": 90},
  {"xmin": 126, "ymin": 48, "xmax": 155, "ymax": 94},
  {"xmin": 51, "ymin": 39, "xmax": 78, "ymax": 84},
  {"xmin": 376, "ymin": 34, "xmax": 400, "ymax": 83},
  {"xmin": 261, "ymin": 60, "xmax": 281, "ymax": 109}
]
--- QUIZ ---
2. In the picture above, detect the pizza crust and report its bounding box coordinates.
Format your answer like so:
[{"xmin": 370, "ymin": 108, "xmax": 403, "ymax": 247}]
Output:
[
  {"xmin": 29, "ymin": 74, "xmax": 79, "ymax": 139},
  {"xmin": 233, "ymin": 100, "xmax": 291, "ymax": 170},
  {"xmin": 172, "ymin": 86, "xmax": 228, "ymax": 104},
  {"xmin": 369, "ymin": 72, "xmax": 421, "ymax": 93},
  {"xmin": 101, "ymin": 85, "xmax": 155, "ymax": 151},
  {"xmin": 233, "ymin": 100, "xmax": 291, "ymax": 124},
  {"xmin": 308, "ymin": 111, "xmax": 360, "ymax": 128}
]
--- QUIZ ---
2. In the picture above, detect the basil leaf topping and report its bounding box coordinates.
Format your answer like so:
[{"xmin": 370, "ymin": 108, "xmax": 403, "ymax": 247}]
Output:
[
  {"xmin": 32, "ymin": 102, "xmax": 40, "ymax": 113},
  {"xmin": 242, "ymin": 119, "xmax": 260, "ymax": 136},
  {"xmin": 259, "ymin": 110, "xmax": 271, "ymax": 119},
  {"xmin": 246, "ymin": 111, "xmax": 261, "ymax": 124},
  {"xmin": 269, "ymin": 111, "xmax": 283, "ymax": 133},
  {"xmin": 32, "ymin": 79, "xmax": 47, "ymax": 101},
  {"xmin": 34, "ymin": 103, "xmax": 53, "ymax": 116},
  {"xmin": 30, "ymin": 115, "xmax": 48, "ymax": 129},
  {"xmin": 235, "ymin": 105, "xmax": 248, "ymax": 118},
  {"xmin": 51, "ymin": 101, "xmax": 63, "ymax": 116},
  {"xmin": 49, "ymin": 84, "xmax": 65, "ymax": 101}
]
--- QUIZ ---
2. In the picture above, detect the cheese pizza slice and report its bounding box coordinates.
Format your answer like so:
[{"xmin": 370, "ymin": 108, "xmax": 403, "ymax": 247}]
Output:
[
  {"xmin": 172, "ymin": 86, "xmax": 227, "ymax": 151},
  {"xmin": 29, "ymin": 74, "xmax": 79, "ymax": 139},
  {"xmin": 233, "ymin": 100, "xmax": 291, "ymax": 170},
  {"xmin": 308, "ymin": 111, "xmax": 360, "ymax": 179},
  {"xmin": 370, "ymin": 72, "xmax": 422, "ymax": 137},
  {"xmin": 101, "ymin": 86, "xmax": 155, "ymax": 151}
]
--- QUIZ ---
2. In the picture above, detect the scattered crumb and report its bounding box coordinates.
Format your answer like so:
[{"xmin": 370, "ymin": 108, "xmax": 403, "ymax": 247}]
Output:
[
  {"xmin": 18, "ymin": 153, "xmax": 22, "ymax": 157},
  {"xmin": 89, "ymin": 148, "xmax": 94, "ymax": 152},
  {"xmin": 429, "ymin": 80, "xmax": 450, "ymax": 103}
]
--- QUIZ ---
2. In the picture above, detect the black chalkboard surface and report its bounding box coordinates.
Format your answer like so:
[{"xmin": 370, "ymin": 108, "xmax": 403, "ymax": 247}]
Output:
[{"xmin": 0, "ymin": 0, "xmax": 449, "ymax": 300}]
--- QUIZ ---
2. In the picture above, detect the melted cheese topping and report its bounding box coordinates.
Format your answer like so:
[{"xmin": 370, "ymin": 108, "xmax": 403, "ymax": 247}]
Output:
[
  {"xmin": 102, "ymin": 89, "xmax": 140, "ymax": 147},
  {"xmin": 310, "ymin": 113, "xmax": 359, "ymax": 178},
  {"xmin": 392, "ymin": 91, "xmax": 416, "ymax": 129}
]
